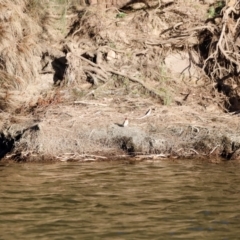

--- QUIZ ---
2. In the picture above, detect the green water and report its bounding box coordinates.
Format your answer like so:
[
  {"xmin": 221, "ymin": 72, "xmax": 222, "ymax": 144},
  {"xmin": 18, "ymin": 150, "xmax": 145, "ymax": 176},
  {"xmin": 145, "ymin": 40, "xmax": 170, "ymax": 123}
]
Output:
[{"xmin": 1, "ymin": 160, "xmax": 240, "ymax": 239}]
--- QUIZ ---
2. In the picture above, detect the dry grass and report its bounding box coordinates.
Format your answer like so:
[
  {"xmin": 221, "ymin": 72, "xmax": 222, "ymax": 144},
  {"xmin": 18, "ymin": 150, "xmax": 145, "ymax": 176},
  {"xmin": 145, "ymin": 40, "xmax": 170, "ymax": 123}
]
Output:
[
  {"xmin": 65, "ymin": 6, "xmax": 174, "ymax": 102},
  {"xmin": 0, "ymin": 0, "xmax": 45, "ymax": 111},
  {"xmin": 0, "ymin": 0, "xmax": 72, "ymax": 111},
  {"xmin": 9, "ymin": 98, "xmax": 240, "ymax": 161},
  {"xmin": 0, "ymin": 1, "xmax": 41, "ymax": 81},
  {"xmin": 63, "ymin": 0, "xmax": 215, "ymax": 108},
  {"xmin": 0, "ymin": 0, "xmax": 212, "ymax": 112}
]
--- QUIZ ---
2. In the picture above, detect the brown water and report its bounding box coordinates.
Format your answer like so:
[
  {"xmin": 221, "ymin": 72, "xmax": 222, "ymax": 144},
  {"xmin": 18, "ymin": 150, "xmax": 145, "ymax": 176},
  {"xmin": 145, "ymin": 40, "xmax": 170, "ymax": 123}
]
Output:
[{"xmin": 1, "ymin": 160, "xmax": 240, "ymax": 240}]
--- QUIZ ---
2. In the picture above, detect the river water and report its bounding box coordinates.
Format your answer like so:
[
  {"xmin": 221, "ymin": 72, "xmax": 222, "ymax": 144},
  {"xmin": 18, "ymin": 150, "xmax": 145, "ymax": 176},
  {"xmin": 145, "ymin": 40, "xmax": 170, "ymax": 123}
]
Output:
[{"xmin": 1, "ymin": 160, "xmax": 240, "ymax": 239}]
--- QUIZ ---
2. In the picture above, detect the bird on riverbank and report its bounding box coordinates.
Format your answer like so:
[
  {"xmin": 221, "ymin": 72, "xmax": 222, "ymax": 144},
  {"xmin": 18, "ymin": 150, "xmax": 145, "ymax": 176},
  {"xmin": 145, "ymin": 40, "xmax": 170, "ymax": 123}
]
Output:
[
  {"xmin": 114, "ymin": 118, "xmax": 129, "ymax": 127},
  {"xmin": 122, "ymin": 118, "xmax": 129, "ymax": 127}
]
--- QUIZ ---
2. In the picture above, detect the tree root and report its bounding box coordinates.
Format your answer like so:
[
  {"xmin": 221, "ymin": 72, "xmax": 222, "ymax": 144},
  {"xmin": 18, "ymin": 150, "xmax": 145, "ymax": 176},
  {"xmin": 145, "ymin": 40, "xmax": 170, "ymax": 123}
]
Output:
[
  {"xmin": 109, "ymin": 69, "xmax": 164, "ymax": 102},
  {"xmin": 66, "ymin": 49, "xmax": 164, "ymax": 102}
]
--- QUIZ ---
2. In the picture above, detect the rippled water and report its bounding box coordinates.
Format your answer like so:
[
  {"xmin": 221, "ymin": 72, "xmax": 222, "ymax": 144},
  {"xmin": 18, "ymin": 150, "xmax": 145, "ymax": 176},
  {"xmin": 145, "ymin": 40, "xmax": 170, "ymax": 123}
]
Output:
[{"xmin": 1, "ymin": 160, "xmax": 240, "ymax": 239}]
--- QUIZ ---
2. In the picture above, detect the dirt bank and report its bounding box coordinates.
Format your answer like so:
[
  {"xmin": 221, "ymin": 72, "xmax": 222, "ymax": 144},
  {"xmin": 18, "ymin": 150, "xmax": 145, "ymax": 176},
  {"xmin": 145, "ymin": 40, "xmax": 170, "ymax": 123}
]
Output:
[
  {"xmin": 1, "ymin": 0, "xmax": 240, "ymax": 162},
  {"xmin": 2, "ymin": 101, "xmax": 240, "ymax": 163}
]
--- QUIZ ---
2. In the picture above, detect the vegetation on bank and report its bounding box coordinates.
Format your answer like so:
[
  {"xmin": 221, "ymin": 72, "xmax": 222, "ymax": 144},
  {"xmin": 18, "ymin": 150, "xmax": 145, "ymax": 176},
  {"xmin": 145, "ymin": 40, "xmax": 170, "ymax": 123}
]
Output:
[
  {"xmin": 1, "ymin": 0, "xmax": 240, "ymax": 161},
  {"xmin": 1, "ymin": 0, "xmax": 239, "ymax": 111}
]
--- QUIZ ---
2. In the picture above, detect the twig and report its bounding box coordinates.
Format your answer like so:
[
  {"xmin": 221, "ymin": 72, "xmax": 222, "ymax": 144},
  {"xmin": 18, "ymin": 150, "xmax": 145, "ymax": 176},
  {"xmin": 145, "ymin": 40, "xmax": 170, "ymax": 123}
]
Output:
[
  {"xmin": 74, "ymin": 101, "xmax": 107, "ymax": 106},
  {"xmin": 83, "ymin": 66, "xmax": 108, "ymax": 82},
  {"xmin": 191, "ymin": 126, "xmax": 200, "ymax": 133},
  {"xmin": 189, "ymin": 148, "xmax": 199, "ymax": 155},
  {"xmin": 83, "ymin": 154, "xmax": 107, "ymax": 159},
  {"xmin": 79, "ymin": 55, "xmax": 108, "ymax": 73},
  {"xmin": 109, "ymin": 70, "xmax": 164, "ymax": 102},
  {"xmin": 210, "ymin": 145, "xmax": 220, "ymax": 154},
  {"xmin": 88, "ymin": 129, "xmax": 95, "ymax": 139}
]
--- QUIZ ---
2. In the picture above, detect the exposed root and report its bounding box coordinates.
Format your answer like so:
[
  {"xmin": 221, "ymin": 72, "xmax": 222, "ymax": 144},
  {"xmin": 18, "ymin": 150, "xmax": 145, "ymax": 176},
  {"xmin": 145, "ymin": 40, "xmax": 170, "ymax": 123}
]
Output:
[{"xmin": 109, "ymin": 70, "xmax": 164, "ymax": 102}]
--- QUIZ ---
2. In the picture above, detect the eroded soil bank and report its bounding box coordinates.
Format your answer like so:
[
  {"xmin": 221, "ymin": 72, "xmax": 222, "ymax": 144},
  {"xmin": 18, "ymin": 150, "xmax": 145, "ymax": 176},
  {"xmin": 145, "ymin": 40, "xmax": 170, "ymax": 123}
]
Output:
[
  {"xmin": 2, "ymin": 101, "xmax": 240, "ymax": 163},
  {"xmin": 1, "ymin": 0, "xmax": 240, "ymax": 162}
]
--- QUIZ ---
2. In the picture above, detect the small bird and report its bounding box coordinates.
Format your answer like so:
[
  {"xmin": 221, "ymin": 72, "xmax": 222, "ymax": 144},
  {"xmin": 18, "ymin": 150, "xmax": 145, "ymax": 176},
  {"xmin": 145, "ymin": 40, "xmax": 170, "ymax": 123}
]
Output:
[{"xmin": 122, "ymin": 118, "xmax": 129, "ymax": 127}]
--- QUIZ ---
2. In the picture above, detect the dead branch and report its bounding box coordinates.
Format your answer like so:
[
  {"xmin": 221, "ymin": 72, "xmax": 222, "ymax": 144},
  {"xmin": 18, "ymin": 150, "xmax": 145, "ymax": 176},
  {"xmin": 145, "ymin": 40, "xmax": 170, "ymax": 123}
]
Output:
[
  {"xmin": 83, "ymin": 66, "xmax": 108, "ymax": 82},
  {"xmin": 73, "ymin": 101, "xmax": 108, "ymax": 106},
  {"xmin": 108, "ymin": 69, "xmax": 164, "ymax": 102}
]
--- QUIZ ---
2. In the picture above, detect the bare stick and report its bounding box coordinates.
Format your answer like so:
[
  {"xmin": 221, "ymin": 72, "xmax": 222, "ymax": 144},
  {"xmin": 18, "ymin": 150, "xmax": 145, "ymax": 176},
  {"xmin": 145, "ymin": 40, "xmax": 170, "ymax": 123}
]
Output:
[
  {"xmin": 109, "ymin": 70, "xmax": 164, "ymax": 102},
  {"xmin": 189, "ymin": 148, "xmax": 199, "ymax": 155},
  {"xmin": 210, "ymin": 145, "xmax": 220, "ymax": 154},
  {"xmin": 74, "ymin": 101, "xmax": 107, "ymax": 106}
]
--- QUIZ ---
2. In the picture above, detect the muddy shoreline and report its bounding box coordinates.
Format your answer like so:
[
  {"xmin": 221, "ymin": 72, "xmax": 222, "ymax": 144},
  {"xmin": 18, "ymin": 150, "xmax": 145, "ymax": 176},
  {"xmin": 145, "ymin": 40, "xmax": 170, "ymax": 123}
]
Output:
[{"xmin": 1, "ymin": 102, "xmax": 240, "ymax": 163}]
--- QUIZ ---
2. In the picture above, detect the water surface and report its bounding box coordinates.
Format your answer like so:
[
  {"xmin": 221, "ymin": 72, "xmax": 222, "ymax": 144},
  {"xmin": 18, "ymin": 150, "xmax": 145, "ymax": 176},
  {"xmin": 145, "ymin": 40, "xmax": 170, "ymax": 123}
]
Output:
[{"xmin": 1, "ymin": 160, "xmax": 240, "ymax": 239}]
